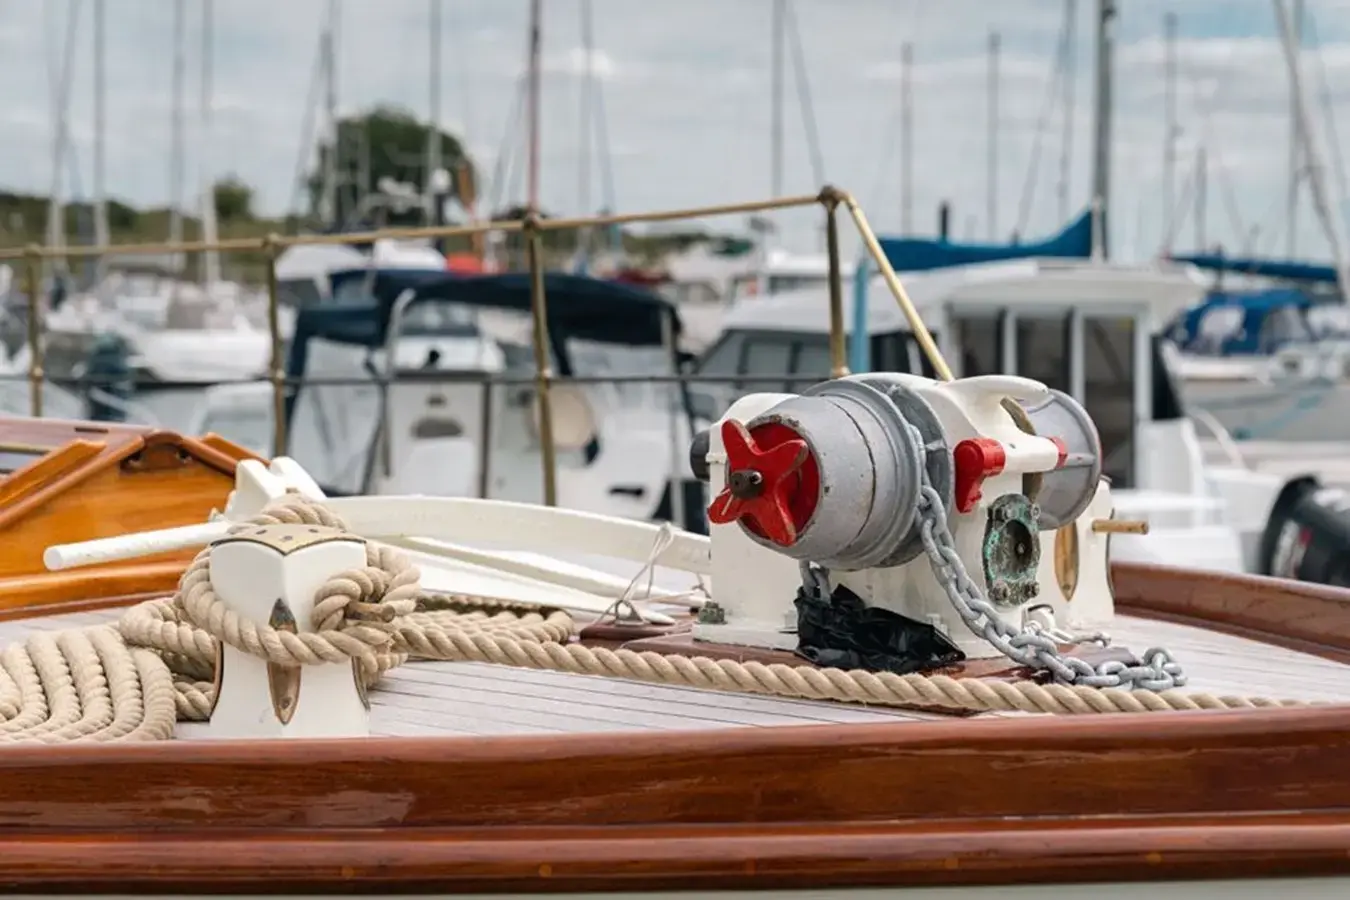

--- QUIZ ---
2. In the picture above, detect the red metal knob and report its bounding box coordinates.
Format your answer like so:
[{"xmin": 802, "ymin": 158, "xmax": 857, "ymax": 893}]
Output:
[{"xmin": 707, "ymin": 419, "xmax": 819, "ymax": 546}]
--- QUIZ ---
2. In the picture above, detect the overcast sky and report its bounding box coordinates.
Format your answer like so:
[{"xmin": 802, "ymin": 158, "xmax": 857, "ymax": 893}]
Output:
[{"xmin": 4, "ymin": 0, "xmax": 1350, "ymax": 262}]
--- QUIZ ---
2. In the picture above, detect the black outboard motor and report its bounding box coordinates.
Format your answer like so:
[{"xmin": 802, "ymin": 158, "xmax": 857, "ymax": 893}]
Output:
[{"xmin": 1257, "ymin": 475, "xmax": 1350, "ymax": 587}]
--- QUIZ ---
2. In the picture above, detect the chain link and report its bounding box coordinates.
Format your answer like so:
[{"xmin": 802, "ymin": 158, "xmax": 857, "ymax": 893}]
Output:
[{"xmin": 802, "ymin": 418, "xmax": 1188, "ymax": 692}]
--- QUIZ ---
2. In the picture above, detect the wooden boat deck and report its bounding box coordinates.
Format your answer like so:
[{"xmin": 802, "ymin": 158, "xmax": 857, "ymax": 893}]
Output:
[{"xmin": 9, "ymin": 605, "xmax": 1350, "ymax": 738}]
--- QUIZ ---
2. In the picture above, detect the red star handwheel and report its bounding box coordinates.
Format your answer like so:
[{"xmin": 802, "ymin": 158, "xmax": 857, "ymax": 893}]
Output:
[{"xmin": 707, "ymin": 419, "xmax": 817, "ymax": 546}]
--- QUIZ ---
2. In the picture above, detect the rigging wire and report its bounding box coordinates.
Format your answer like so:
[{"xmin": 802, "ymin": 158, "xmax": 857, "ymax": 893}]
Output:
[
  {"xmin": 783, "ymin": 0, "xmax": 826, "ymax": 188},
  {"xmin": 866, "ymin": 0, "xmax": 925, "ymax": 231},
  {"xmin": 1014, "ymin": 3, "xmax": 1074, "ymax": 236},
  {"xmin": 485, "ymin": 74, "xmax": 527, "ymax": 215},
  {"xmin": 285, "ymin": 26, "xmax": 331, "ymax": 220},
  {"xmin": 1057, "ymin": 0, "xmax": 1077, "ymax": 225},
  {"xmin": 1155, "ymin": 42, "xmax": 1249, "ymax": 255},
  {"xmin": 1306, "ymin": 8, "xmax": 1350, "ymax": 235}
]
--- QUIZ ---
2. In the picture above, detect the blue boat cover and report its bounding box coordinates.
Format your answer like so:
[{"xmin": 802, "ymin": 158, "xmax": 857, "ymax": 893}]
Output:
[
  {"xmin": 1170, "ymin": 252, "xmax": 1338, "ymax": 285},
  {"xmin": 878, "ymin": 209, "xmax": 1095, "ymax": 272},
  {"xmin": 1169, "ymin": 288, "xmax": 1313, "ymax": 355}
]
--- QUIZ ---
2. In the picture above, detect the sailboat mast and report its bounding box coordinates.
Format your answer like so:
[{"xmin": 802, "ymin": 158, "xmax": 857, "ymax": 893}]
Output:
[
  {"xmin": 1057, "ymin": 0, "xmax": 1077, "ymax": 225},
  {"xmin": 900, "ymin": 41, "xmax": 913, "ymax": 234},
  {"xmin": 770, "ymin": 0, "xmax": 784, "ymax": 197},
  {"xmin": 169, "ymin": 0, "xmax": 185, "ymax": 250},
  {"xmin": 579, "ymin": 0, "xmax": 594, "ymax": 216},
  {"xmin": 321, "ymin": 0, "xmax": 339, "ymax": 227},
  {"xmin": 987, "ymin": 30, "xmax": 1000, "ymax": 241},
  {"xmin": 427, "ymin": 0, "xmax": 442, "ymax": 225},
  {"xmin": 1162, "ymin": 11, "xmax": 1177, "ymax": 254},
  {"xmin": 46, "ymin": 0, "xmax": 84, "ymax": 282},
  {"xmin": 92, "ymin": 0, "xmax": 108, "ymax": 279},
  {"xmin": 1272, "ymin": 0, "xmax": 1350, "ymax": 298},
  {"xmin": 200, "ymin": 0, "xmax": 220, "ymax": 285},
  {"xmin": 1286, "ymin": 0, "xmax": 1303, "ymax": 258},
  {"xmin": 1089, "ymin": 0, "xmax": 1116, "ymax": 259},
  {"xmin": 577, "ymin": 0, "xmax": 595, "ymax": 266},
  {"xmin": 526, "ymin": 0, "xmax": 542, "ymax": 213}
]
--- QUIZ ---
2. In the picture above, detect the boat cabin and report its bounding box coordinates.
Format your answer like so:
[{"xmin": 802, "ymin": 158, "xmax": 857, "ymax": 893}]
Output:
[
  {"xmin": 0, "ymin": 417, "xmax": 257, "ymax": 613},
  {"xmin": 196, "ymin": 271, "xmax": 706, "ymax": 531},
  {"xmin": 1166, "ymin": 287, "xmax": 1350, "ymax": 357}
]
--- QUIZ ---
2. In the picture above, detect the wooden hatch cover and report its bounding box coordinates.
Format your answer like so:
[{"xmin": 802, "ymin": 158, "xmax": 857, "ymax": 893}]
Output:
[{"xmin": 0, "ymin": 416, "xmax": 262, "ymax": 619}]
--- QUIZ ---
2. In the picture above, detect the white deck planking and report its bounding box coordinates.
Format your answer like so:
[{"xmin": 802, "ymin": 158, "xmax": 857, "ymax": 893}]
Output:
[{"xmin": 4, "ymin": 606, "xmax": 1350, "ymax": 737}]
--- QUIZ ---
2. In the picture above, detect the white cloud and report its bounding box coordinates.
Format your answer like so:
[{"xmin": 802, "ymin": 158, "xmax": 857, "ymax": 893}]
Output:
[{"xmin": 4, "ymin": 0, "xmax": 1350, "ymax": 264}]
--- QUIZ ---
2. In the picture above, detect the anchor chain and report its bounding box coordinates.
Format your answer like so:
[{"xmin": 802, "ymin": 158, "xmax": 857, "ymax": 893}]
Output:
[{"xmin": 802, "ymin": 419, "xmax": 1188, "ymax": 692}]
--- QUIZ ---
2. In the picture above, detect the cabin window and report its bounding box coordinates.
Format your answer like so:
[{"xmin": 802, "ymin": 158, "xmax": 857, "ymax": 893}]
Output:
[
  {"xmin": 790, "ymin": 339, "xmax": 834, "ymax": 386},
  {"xmin": 740, "ymin": 337, "xmax": 796, "ymax": 391},
  {"xmin": 695, "ymin": 332, "xmax": 746, "ymax": 386},
  {"xmin": 952, "ymin": 315, "xmax": 1001, "ymax": 377},
  {"xmin": 1015, "ymin": 314, "xmax": 1071, "ymax": 393},
  {"xmin": 1256, "ymin": 306, "xmax": 1311, "ymax": 352},
  {"xmin": 1082, "ymin": 316, "xmax": 1135, "ymax": 488}
]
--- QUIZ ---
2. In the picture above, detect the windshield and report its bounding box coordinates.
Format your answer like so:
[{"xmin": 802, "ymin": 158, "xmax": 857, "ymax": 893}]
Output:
[
  {"xmin": 476, "ymin": 307, "xmax": 677, "ymax": 412},
  {"xmin": 397, "ymin": 299, "xmax": 481, "ymax": 337}
]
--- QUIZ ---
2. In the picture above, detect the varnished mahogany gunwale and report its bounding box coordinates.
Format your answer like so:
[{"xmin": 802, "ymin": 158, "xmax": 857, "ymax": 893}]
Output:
[
  {"xmin": 1, "ymin": 705, "xmax": 1350, "ymax": 890},
  {"xmin": 1113, "ymin": 561, "xmax": 1350, "ymax": 663},
  {"xmin": 0, "ymin": 554, "xmax": 1349, "ymax": 889}
]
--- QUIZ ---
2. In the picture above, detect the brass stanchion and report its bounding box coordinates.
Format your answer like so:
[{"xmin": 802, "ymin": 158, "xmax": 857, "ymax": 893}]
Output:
[
  {"xmin": 523, "ymin": 214, "xmax": 558, "ymax": 507},
  {"xmin": 820, "ymin": 186, "xmax": 850, "ymax": 379},
  {"xmin": 841, "ymin": 193, "xmax": 953, "ymax": 381},
  {"xmin": 23, "ymin": 246, "xmax": 44, "ymax": 418}
]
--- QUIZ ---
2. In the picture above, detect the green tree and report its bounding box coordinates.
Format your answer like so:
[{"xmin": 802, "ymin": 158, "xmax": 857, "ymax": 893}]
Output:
[
  {"xmin": 213, "ymin": 176, "xmax": 254, "ymax": 223},
  {"xmin": 304, "ymin": 105, "xmax": 476, "ymax": 228}
]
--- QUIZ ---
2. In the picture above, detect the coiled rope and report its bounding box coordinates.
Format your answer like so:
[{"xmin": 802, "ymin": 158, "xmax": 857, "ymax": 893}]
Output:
[{"xmin": 0, "ymin": 495, "xmax": 1311, "ymax": 742}]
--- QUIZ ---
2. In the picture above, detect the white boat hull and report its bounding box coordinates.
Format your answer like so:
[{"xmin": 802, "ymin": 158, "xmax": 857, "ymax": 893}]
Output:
[{"xmin": 1179, "ymin": 374, "xmax": 1350, "ymax": 442}]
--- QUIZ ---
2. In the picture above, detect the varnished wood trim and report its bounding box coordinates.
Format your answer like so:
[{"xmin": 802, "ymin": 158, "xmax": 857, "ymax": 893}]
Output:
[
  {"xmin": 139, "ymin": 429, "xmax": 255, "ymax": 477},
  {"xmin": 1, "ymin": 815, "xmax": 1348, "ymax": 892},
  {"xmin": 0, "ymin": 707, "xmax": 1343, "ymax": 828},
  {"xmin": 2, "ymin": 710, "xmax": 1350, "ymax": 889},
  {"xmin": 1113, "ymin": 561, "xmax": 1350, "ymax": 663},
  {"xmin": 0, "ymin": 428, "xmax": 250, "ymax": 532},
  {"xmin": 0, "ymin": 563, "xmax": 184, "ymax": 618},
  {"xmin": 0, "ymin": 439, "xmax": 105, "ymax": 517}
]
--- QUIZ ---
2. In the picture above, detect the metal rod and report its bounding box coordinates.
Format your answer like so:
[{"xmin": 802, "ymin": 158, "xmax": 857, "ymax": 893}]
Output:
[
  {"xmin": 822, "ymin": 190, "xmax": 848, "ymax": 378},
  {"xmin": 263, "ymin": 236, "xmax": 287, "ymax": 456},
  {"xmin": 1091, "ymin": 518, "xmax": 1148, "ymax": 535},
  {"xmin": 523, "ymin": 216, "xmax": 557, "ymax": 507},
  {"xmin": 841, "ymin": 194, "xmax": 953, "ymax": 381},
  {"xmin": 0, "ymin": 193, "xmax": 822, "ymax": 260},
  {"xmin": 23, "ymin": 247, "xmax": 43, "ymax": 417},
  {"xmin": 534, "ymin": 193, "xmax": 819, "ymax": 232}
]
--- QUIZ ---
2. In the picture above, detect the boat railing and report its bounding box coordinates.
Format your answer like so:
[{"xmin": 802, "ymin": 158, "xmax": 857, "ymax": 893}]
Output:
[{"xmin": 0, "ymin": 187, "xmax": 947, "ymax": 506}]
